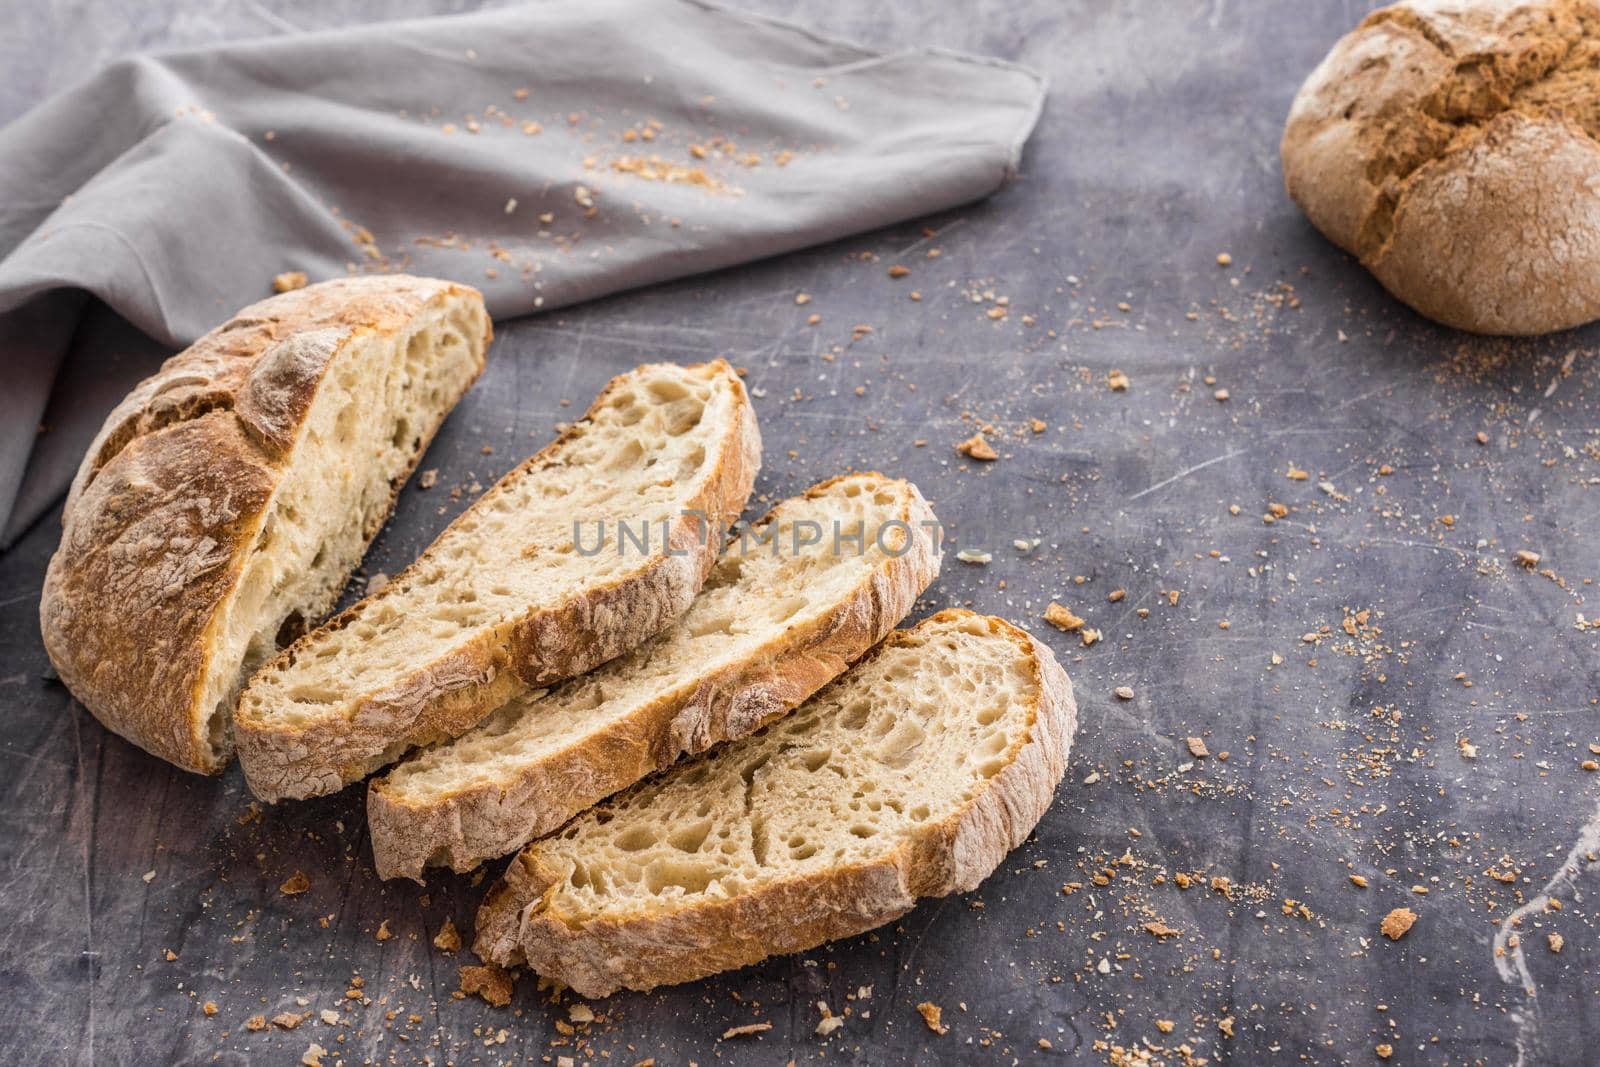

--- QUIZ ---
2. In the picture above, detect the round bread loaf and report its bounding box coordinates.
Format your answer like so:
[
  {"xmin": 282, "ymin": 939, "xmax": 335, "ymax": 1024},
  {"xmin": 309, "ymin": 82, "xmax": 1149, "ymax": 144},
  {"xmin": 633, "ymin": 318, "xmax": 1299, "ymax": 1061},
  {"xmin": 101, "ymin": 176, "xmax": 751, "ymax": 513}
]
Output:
[{"xmin": 1282, "ymin": 0, "xmax": 1600, "ymax": 335}]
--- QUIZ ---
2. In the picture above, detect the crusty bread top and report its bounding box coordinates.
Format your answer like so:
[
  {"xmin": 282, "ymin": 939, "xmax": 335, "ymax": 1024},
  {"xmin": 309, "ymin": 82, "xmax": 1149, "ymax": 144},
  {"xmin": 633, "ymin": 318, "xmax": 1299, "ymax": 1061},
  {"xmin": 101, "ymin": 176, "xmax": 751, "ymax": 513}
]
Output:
[
  {"xmin": 1282, "ymin": 0, "xmax": 1600, "ymax": 334},
  {"xmin": 366, "ymin": 471, "xmax": 941, "ymax": 880},
  {"xmin": 475, "ymin": 610, "xmax": 1076, "ymax": 997},
  {"xmin": 40, "ymin": 276, "xmax": 489, "ymax": 773},
  {"xmin": 234, "ymin": 360, "xmax": 760, "ymax": 800}
]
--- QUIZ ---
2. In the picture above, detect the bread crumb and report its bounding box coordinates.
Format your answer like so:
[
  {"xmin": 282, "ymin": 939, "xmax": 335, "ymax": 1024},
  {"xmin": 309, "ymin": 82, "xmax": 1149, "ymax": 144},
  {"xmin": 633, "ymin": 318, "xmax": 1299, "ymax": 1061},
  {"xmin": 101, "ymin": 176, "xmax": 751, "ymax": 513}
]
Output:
[
  {"xmin": 1350, "ymin": 874, "xmax": 1369, "ymax": 888},
  {"xmin": 301, "ymin": 1043, "xmax": 328, "ymax": 1067},
  {"xmin": 1376, "ymin": 1044, "xmax": 1393, "ymax": 1059},
  {"xmin": 1155, "ymin": 1019, "xmax": 1175, "ymax": 1034},
  {"xmin": 888, "ymin": 265, "xmax": 910, "ymax": 278},
  {"xmin": 1030, "ymin": 418, "xmax": 1047, "ymax": 434},
  {"xmin": 568, "ymin": 1003, "xmax": 595, "ymax": 1023},
  {"xmin": 815, "ymin": 1015, "xmax": 843, "ymax": 1036},
  {"xmin": 1043, "ymin": 603, "xmax": 1085, "ymax": 632},
  {"xmin": 459, "ymin": 964, "xmax": 514, "ymax": 1007},
  {"xmin": 272, "ymin": 1012, "xmax": 305, "ymax": 1030},
  {"xmin": 722, "ymin": 1022, "xmax": 772, "ymax": 1038},
  {"xmin": 795, "ymin": 293, "xmax": 811, "ymax": 305},
  {"xmin": 1380, "ymin": 907, "xmax": 1417, "ymax": 940},
  {"xmin": 273, "ymin": 271, "xmax": 308, "ymax": 293},
  {"xmin": 1514, "ymin": 549, "xmax": 1542, "ymax": 568},
  {"xmin": 1143, "ymin": 920, "xmax": 1181, "ymax": 938},
  {"xmin": 432, "ymin": 919, "xmax": 462, "ymax": 953},
  {"xmin": 1218, "ymin": 1016, "xmax": 1235, "ymax": 1038},
  {"xmin": 319, "ymin": 1009, "xmax": 340, "ymax": 1025},
  {"xmin": 1216, "ymin": 252, "xmax": 1232, "ymax": 267},
  {"xmin": 1286, "ymin": 466, "xmax": 1309, "ymax": 481},
  {"xmin": 1114, "ymin": 686, "xmax": 1135, "ymax": 700},
  {"xmin": 1107, "ymin": 589, "xmax": 1126, "ymax": 602},
  {"xmin": 1107, "ymin": 369, "xmax": 1130, "ymax": 391},
  {"xmin": 916, "ymin": 1002, "xmax": 948, "ymax": 1035},
  {"xmin": 203, "ymin": 1001, "xmax": 218, "ymax": 1017},
  {"xmin": 246, "ymin": 1015, "xmax": 267, "ymax": 1032},
  {"xmin": 1549, "ymin": 933, "xmax": 1564, "ymax": 952},
  {"xmin": 375, "ymin": 919, "xmax": 393, "ymax": 941},
  {"xmin": 956, "ymin": 432, "xmax": 998, "ymax": 461},
  {"xmin": 1213, "ymin": 388, "xmax": 1230, "ymax": 401},
  {"xmin": 279, "ymin": 871, "xmax": 310, "ymax": 896}
]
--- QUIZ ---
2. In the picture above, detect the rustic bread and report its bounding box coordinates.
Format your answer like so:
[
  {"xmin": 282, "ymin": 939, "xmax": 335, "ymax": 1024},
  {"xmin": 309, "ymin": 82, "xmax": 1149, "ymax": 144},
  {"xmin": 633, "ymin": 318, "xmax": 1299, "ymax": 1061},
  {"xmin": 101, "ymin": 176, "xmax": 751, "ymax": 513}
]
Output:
[
  {"xmin": 39, "ymin": 276, "xmax": 490, "ymax": 774},
  {"xmin": 1282, "ymin": 0, "xmax": 1600, "ymax": 335},
  {"xmin": 368, "ymin": 472, "xmax": 942, "ymax": 882},
  {"xmin": 474, "ymin": 609, "xmax": 1076, "ymax": 998},
  {"xmin": 235, "ymin": 360, "xmax": 760, "ymax": 802}
]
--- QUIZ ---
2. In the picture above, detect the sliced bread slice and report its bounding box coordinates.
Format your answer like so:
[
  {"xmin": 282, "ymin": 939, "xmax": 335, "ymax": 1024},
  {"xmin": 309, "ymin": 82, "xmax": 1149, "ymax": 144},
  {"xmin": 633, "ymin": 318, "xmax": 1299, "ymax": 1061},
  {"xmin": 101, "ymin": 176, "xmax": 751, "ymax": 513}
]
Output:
[
  {"xmin": 40, "ymin": 276, "xmax": 490, "ymax": 774},
  {"xmin": 474, "ymin": 609, "xmax": 1076, "ymax": 998},
  {"xmin": 235, "ymin": 360, "xmax": 760, "ymax": 801},
  {"xmin": 368, "ymin": 472, "xmax": 942, "ymax": 881}
]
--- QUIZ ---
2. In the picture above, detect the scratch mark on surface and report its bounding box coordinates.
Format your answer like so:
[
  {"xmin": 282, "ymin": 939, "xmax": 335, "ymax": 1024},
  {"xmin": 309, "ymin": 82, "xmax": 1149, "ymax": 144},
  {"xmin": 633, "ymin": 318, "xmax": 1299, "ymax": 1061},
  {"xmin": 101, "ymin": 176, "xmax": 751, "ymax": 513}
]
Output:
[
  {"xmin": 1128, "ymin": 448, "xmax": 1246, "ymax": 502},
  {"xmin": 892, "ymin": 217, "xmax": 966, "ymax": 259},
  {"xmin": 1362, "ymin": 538, "xmax": 1472, "ymax": 561}
]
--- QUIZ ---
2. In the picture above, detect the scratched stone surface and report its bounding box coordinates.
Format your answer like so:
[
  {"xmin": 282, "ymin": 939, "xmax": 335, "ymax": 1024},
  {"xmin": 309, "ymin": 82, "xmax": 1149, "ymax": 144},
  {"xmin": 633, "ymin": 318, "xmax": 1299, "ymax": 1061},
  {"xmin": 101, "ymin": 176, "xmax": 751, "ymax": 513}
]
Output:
[{"xmin": 4, "ymin": 1, "xmax": 1600, "ymax": 1065}]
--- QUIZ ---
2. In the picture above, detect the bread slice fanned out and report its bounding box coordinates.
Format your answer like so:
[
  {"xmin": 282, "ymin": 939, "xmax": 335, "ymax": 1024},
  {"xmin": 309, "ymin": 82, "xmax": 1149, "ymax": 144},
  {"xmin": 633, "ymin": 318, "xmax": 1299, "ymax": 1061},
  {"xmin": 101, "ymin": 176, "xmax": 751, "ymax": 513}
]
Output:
[
  {"xmin": 475, "ymin": 609, "xmax": 1076, "ymax": 998},
  {"xmin": 368, "ymin": 472, "xmax": 942, "ymax": 881},
  {"xmin": 235, "ymin": 360, "xmax": 760, "ymax": 802},
  {"xmin": 40, "ymin": 276, "xmax": 491, "ymax": 774}
]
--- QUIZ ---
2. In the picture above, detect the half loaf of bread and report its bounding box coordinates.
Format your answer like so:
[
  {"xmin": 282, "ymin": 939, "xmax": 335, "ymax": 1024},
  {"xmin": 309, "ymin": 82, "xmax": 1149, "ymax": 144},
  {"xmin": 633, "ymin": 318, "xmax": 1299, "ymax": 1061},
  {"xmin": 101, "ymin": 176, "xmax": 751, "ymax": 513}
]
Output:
[
  {"xmin": 235, "ymin": 360, "xmax": 760, "ymax": 801},
  {"xmin": 368, "ymin": 472, "xmax": 941, "ymax": 881},
  {"xmin": 475, "ymin": 609, "xmax": 1076, "ymax": 998},
  {"xmin": 40, "ymin": 276, "xmax": 490, "ymax": 773}
]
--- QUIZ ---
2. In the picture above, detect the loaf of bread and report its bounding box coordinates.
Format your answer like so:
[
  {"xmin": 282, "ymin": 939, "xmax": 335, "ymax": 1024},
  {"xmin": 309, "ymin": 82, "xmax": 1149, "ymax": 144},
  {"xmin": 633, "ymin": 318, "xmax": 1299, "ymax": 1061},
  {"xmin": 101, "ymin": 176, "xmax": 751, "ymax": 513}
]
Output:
[
  {"xmin": 39, "ymin": 276, "xmax": 490, "ymax": 773},
  {"xmin": 235, "ymin": 360, "xmax": 760, "ymax": 802},
  {"xmin": 474, "ymin": 609, "xmax": 1076, "ymax": 998},
  {"xmin": 367, "ymin": 472, "xmax": 942, "ymax": 881},
  {"xmin": 1282, "ymin": 0, "xmax": 1600, "ymax": 335}
]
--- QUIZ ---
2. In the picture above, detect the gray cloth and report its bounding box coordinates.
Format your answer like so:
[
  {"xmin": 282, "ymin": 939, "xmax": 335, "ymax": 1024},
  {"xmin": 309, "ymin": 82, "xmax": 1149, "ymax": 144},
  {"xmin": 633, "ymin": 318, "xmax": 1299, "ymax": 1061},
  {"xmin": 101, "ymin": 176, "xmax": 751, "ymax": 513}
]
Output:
[{"xmin": 0, "ymin": 0, "xmax": 1043, "ymax": 548}]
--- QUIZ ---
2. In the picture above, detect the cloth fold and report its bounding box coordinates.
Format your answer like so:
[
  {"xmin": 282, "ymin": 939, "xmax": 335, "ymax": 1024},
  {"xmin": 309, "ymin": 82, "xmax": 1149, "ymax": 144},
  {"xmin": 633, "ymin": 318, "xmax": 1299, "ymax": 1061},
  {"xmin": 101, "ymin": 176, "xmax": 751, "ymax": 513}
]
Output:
[{"xmin": 0, "ymin": 0, "xmax": 1044, "ymax": 547}]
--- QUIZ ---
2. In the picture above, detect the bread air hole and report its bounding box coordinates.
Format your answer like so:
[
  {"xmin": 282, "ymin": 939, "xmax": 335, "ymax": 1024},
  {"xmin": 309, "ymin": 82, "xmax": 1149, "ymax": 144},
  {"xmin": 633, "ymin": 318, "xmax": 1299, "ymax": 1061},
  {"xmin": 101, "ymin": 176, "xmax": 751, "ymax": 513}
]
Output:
[
  {"xmin": 667, "ymin": 819, "xmax": 713, "ymax": 853},
  {"xmin": 615, "ymin": 827, "xmax": 656, "ymax": 852},
  {"xmin": 644, "ymin": 859, "xmax": 714, "ymax": 895}
]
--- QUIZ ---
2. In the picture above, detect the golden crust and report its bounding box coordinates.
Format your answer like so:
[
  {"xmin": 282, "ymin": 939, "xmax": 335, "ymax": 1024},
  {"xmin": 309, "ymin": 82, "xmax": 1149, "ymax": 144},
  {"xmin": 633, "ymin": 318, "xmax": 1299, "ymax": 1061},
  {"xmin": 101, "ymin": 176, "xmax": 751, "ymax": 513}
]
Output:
[
  {"xmin": 39, "ymin": 276, "xmax": 489, "ymax": 773},
  {"xmin": 366, "ymin": 472, "xmax": 942, "ymax": 882},
  {"xmin": 234, "ymin": 361, "xmax": 761, "ymax": 802},
  {"xmin": 1282, "ymin": 0, "xmax": 1600, "ymax": 334},
  {"xmin": 473, "ymin": 610, "xmax": 1077, "ymax": 998}
]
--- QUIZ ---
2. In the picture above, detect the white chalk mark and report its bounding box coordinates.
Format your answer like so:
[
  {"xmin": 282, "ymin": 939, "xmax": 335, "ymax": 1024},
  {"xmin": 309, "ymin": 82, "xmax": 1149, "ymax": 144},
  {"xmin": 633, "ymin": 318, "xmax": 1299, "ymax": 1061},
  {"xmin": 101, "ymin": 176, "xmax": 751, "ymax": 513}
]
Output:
[
  {"xmin": 1492, "ymin": 795, "xmax": 1600, "ymax": 1066},
  {"xmin": 1127, "ymin": 448, "xmax": 1246, "ymax": 502}
]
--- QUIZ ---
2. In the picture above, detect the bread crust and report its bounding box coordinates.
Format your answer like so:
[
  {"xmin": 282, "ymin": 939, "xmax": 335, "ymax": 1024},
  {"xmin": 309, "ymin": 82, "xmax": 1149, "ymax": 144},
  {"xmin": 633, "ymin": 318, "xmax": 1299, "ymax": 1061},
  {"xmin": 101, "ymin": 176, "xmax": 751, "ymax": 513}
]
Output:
[
  {"xmin": 473, "ymin": 610, "xmax": 1077, "ymax": 998},
  {"xmin": 39, "ymin": 276, "xmax": 489, "ymax": 774},
  {"xmin": 235, "ymin": 361, "xmax": 761, "ymax": 802},
  {"xmin": 367, "ymin": 473, "xmax": 942, "ymax": 882},
  {"xmin": 1282, "ymin": 0, "xmax": 1600, "ymax": 334}
]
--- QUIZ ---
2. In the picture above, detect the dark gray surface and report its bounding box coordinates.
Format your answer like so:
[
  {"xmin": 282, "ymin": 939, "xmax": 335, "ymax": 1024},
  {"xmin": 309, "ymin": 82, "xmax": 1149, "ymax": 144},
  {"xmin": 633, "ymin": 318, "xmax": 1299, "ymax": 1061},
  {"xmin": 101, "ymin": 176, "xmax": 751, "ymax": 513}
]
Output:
[{"xmin": 4, "ymin": 2, "xmax": 1599, "ymax": 1065}]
